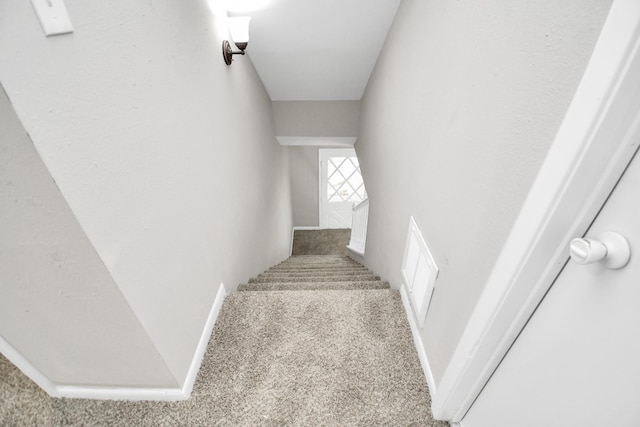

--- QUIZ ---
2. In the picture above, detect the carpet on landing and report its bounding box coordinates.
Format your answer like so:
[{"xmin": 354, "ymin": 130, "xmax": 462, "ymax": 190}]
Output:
[
  {"xmin": 52, "ymin": 287, "xmax": 446, "ymax": 426},
  {"xmin": 291, "ymin": 228, "xmax": 351, "ymax": 256},
  {"xmin": 1, "ymin": 253, "xmax": 447, "ymax": 426}
]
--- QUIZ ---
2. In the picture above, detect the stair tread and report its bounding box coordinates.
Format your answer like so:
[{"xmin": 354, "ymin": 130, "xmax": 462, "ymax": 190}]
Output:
[
  {"xmin": 231, "ymin": 288, "xmax": 399, "ymax": 298},
  {"xmin": 237, "ymin": 254, "xmax": 387, "ymax": 295},
  {"xmin": 249, "ymin": 275, "xmax": 380, "ymax": 283},
  {"xmin": 266, "ymin": 268, "xmax": 368, "ymax": 273},
  {"xmin": 242, "ymin": 280, "xmax": 387, "ymax": 285},
  {"xmin": 273, "ymin": 262, "xmax": 363, "ymax": 268},
  {"xmin": 258, "ymin": 271, "xmax": 374, "ymax": 277},
  {"xmin": 276, "ymin": 259, "xmax": 361, "ymax": 266},
  {"xmin": 238, "ymin": 281, "xmax": 390, "ymax": 292}
]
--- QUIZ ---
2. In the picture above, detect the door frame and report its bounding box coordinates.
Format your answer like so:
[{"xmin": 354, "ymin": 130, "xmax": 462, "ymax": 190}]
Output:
[
  {"xmin": 318, "ymin": 147, "xmax": 359, "ymax": 229},
  {"xmin": 433, "ymin": 0, "xmax": 640, "ymax": 421}
]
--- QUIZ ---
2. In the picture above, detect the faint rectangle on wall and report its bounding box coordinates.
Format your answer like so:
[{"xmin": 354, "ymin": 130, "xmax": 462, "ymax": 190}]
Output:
[{"xmin": 401, "ymin": 217, "xmax": 439, "ymax": 328}]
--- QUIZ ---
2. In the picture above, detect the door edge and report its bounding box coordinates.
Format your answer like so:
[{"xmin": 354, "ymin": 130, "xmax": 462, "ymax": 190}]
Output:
[{"xmin": 433, "ymin": 0, "xmax": 640, "ymax": 421}]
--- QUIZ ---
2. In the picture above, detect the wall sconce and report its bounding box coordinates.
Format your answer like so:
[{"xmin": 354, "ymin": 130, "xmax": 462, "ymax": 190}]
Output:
[{"xmin": 222, "ymin": 17, "xmax": 252, "ymax": 65}]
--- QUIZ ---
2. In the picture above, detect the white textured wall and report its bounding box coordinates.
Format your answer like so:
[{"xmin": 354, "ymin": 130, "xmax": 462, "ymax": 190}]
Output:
[
  {"xmin": 289, "ymin": 147, "xmax": 320, "ymax": 227},
  {"xmin": 356, "ymin": 0, "xmax": 612, "ymax": 385},
  {"xmin": 0, "ymin": 86, "xmax": 177, "ymax": 387},
  {"xmin": 278, "ymin": 101, "xmax": 361, "ymax": 227},
  {"xmin": 0, "ymin": 0, "xmax": 292, "ymax": 387},
  {"xmin": 273, "ymin": 101, "xmax": 360, "ymax": 137}
]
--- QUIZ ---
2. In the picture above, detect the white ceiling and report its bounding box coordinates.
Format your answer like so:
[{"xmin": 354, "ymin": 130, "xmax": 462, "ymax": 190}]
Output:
[{"xmin": 225, "ymin": 0, "xmax": 401, "ymax": 101}]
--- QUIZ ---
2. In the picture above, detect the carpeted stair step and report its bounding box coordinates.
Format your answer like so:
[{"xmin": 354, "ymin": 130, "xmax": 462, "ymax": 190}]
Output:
[
  {"xmin": 257, "ymin": 270, "xmax": 374, "ymax": 278},
  {"xmin": 276, "ymin": 258, "xmax": 358, "ymax": 266},
  {"xmin": 265, "ymin": 266, "xmax": 370, "ymax": 273},
  {"xmin": 275, "ymin": 261, "xmax": 362, "ymax": 266},
  {"xmin": 268, "ymin": 260, "xmax": 367, "ymax": 267},
  {"xmin": 270, "ymin": 260, "xmax": 366, "ymax": 265},
  {"xmin": 2, "ymin": 243, "xmax": 445, "ymax": 425},
  {"xmin": 237, "ymin": 280, "xmax": 390, "ymax": 292},
  {"xmin": 280, "ymin": 255, "xmax": 353, "ymax": 260},
  {"xmin": 274, "ymin": 256, "xmax": 359, "ymax": 265},
  {"xmin": 271, "ymin": 261, "xmax": 364, "ymax": 269},
  {"xmin": 194, "ymin": 288, "xmax": 439, "ymax": 425},
  {"xmin": 248, "ymin": 274, "xmax": 380, "ymax": 284},
  {"xmin": 47, "ymin": 287, "xmax": 446, "ymax": 426}
]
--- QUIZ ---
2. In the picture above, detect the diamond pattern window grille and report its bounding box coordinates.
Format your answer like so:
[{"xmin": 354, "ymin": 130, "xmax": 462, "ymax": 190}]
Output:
[{"xmin": 327, "ymin": 156, "xmax": 367, "ymax": 203}]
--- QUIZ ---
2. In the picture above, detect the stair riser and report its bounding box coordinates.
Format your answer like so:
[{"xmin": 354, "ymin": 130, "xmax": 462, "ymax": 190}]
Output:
[
  {"xmin": 249, "ymin": 276, "xmax": 379, "ymax": 284},
  {"xmin": 273, "ymin": 262, "xmax": 362, "ymax": 268},
  {"xmin": 238, "ymin": 282, "xmax": 390, "ymax": 292},
  {"xmin": 275, "ymin": 260, "xmax": 359, "ymax": 266},
  {"xmin": 263, "ymin": 268, "xmax": 372, "ymax": 275},
  {"xmin": 258, "ymin": 271, "xmax": 372, "ymax": 278},
  {"xmin": 241, "ymin": 255, "xmax": 383, "ymax": 292}
]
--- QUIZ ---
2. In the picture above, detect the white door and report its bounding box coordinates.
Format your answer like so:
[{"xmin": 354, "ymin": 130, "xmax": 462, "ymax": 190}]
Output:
[
  {"xmin": 319, "ymin": 148, "xmax": 367, "ymax": 229},
  {"xmin": 463, "ymin": 150, "xmax": 640, "ymax": 426}
]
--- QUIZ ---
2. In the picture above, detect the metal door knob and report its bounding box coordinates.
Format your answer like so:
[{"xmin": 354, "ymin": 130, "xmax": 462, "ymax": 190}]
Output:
[{"xmin": 569, "ymin": 231, "xmax": 630, "ymax": 269}]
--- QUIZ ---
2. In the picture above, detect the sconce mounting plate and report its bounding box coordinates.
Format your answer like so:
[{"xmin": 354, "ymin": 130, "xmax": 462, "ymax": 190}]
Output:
[{"xmin": 222, "ymin": 40, "xmax": 233, "ymax": 65}]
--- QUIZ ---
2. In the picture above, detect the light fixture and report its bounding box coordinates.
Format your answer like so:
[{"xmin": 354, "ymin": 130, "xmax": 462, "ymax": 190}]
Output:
[{"xmin": 222, "ymin": 17, "xmax": 252, "ymax": 65}]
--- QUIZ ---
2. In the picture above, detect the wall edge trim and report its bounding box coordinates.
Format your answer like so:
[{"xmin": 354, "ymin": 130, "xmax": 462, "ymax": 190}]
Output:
[
  {"xmin": 290, "ymin": 226, "xmax": 322, "ymax": 256},
  {"xmin": 179, "ymin": 282, "xmax": 227, "ymax": 398},
  {"xmin": 276, "ymin": 136, "xmax": 356, "ymax": 147},
  {"xmin": 346, "ymin": 245, "xmax": 365, "ymax": 256},
  {"xmin": 54, "ymin": 385, "xmax": 186, "ymax": 401},
  {"xmin": 400, "ymin": 284, "xmax": 437, "ymax": 396},
  {"xmin": 0, "ymin": 335, "xmax": 60, "ymax": 398},
  {"xmin": 433, "ymin": 0, "xmax": 640, "ymax": 421}
]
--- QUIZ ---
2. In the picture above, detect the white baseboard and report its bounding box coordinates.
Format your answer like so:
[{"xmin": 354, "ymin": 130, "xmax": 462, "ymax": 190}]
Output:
[
  {"xmin": 180, "ymin": 282, "xmax": 227, "ymax": 398},
  {"xmin": 290, "ymin": 226, "xmax": 322, "ymax": 255},
  {"xmin": 0, "ymin": 334, "xmax": 60, "ymax": 397},
  {"xmin": 2, "ymin": 331, "xmax": 184, "ymax": 401},
  {"xmin": 400, "ymin": 284, "xmax": 437, "ymax": 396},
  {"xmin": 346, "ymin": 244, "xmax": 365, "ymax": 256},
  {"xmin": 55, "ymin": 385, "xmax": 187, "ymax": 401},
  {"xmin": 346, "ymin": 245, "xmax": 366, "ymax": 264},
  {"xmin": 3, "ymin": 283, "xmax": 228, "ymax": 401}
]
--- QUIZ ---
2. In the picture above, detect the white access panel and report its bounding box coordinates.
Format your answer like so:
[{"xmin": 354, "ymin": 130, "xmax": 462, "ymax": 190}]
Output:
[{"xmin": 401, "ymin": 216, "xmax": 439, "ymax": 328}]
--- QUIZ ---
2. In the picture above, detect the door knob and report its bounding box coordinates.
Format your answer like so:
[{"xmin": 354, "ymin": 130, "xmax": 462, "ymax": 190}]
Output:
[{"xmin": 569, "ymin": 231, "xmax": 630, "ymax": 269}]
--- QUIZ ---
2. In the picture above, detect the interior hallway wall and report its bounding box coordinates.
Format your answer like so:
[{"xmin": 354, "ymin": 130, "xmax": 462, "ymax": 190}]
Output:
[
  {"xmin": 289, "ymin": 146, "xmax": 320, "ymax": 227},
  {"xmin": 273, "ymin": 101, "xmax": 360, "ymax": 137},
  {"xmin": 0, "ymin": 85, "xmax": 177, "ymax": 387},
  {"xmin": 355, "ymin": 0, "xmax": 612, "ymax": 385},
  {"xmin": 0, "ymin": 0, "xmax": 292, "ymax": 388},
  {"xmin": 279, "ymin": 101, "xmax": 361, "ymax": 228}
]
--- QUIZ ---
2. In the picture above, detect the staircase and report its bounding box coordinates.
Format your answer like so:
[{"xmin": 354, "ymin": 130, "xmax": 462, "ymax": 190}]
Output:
[
  {"xmin": 2, "ymin": 251, "xmax": 446, "ymax": 426},
  {"xmin": 200, "ymin": 253, "xmax": 447, "ymax": 426},
  {"xmin": 238, "ymin": 254, "xmax": 390, "ymax": 292}
]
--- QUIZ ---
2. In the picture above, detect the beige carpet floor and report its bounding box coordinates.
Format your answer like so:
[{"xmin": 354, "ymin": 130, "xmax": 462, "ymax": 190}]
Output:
[
  {"xmin": 291, "ymin": 229, "xmax": 351, "ymax": 256},
  {"xmin": 1, "ymin": 255, "xmax": 447, "ymax": 426}
]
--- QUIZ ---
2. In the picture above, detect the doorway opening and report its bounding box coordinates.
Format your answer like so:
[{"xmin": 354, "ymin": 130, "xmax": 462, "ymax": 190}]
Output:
[{"xmin": 319, "ymin": 148, "xmax": 367, "ymax": 229}]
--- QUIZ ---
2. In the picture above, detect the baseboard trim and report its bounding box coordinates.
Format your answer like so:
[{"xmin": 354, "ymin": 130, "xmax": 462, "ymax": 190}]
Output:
[
  {"xmin": 290, "ymin": 226, "xmax": 322, "ymax": 256},
  {"xmin": 400, "ymin": 284, "xmax": 437, "ymax": 396},
  {"xmin": 346, "ymin": 244, "xmax": 365, "ymax": 256},
  {"xmin": 55, "ymin": 385, "xmax": 187, "ymax": 401},
  {"xmin": 0, "ymin": 335, "xmax": 60, "ymax": 397},
  {"xmin": 56, "ymin": 283, "xmax": 227, "ymax": 401},
  {"xmin": 180, "ymin": 282, "xmax": 227, "ymax": 398},
  {"xmin": 1, "ymin": 330, "xmax": 183, "ymax": 401},
  {"xmin": 4, "ymin": 283, "xmax": 229, "ymax": 402}
]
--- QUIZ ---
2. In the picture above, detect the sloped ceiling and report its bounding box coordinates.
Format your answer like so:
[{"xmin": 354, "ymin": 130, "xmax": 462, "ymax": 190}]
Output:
[{"xmin": 225, "ymin": 0, "xmax": 401, "ymax": 101}]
